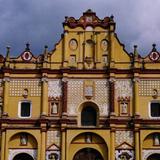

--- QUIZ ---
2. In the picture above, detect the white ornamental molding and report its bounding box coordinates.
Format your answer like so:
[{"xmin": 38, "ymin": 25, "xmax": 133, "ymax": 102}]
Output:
[
  {"xmin": 115, "ymin": 150, "xmax": 134, "ymax": 160},
  {"xmin": 46, "ymin": 150, "xmax": 60, "ymax": 160},
  {"xmin": 143, "ymin": 149, "xmax": 160, "ymax": 160},
  {"xmin": 48, "ymin": 80, "xmax": 62, "ymax": 98},
  {"xmin": 115, "ymin": 80, "xmax": 133, "ymax": 99},
  {"xmin": 3, "ymin": 77, "xmax": 10, "ymax": 82},
  {"xmin": 8, "ymin": 149, "xmax": 37, "ymax": 160}
]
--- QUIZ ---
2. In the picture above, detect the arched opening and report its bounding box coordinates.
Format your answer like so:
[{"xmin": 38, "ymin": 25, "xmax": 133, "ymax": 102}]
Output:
[
  {"xmin": 13, "ymin": 153, "xmax": 34, "ymax": 160},
  {"xmin": 147, "ymin": 153, "xmax": 160, "ymax": 160},
  {"xmin": 73, "ymin": 148, "xmax": 104, "ymax": 160},
  {"xmin": 81, "ymin": 106, "xmax": 97, "ymax": 126}
]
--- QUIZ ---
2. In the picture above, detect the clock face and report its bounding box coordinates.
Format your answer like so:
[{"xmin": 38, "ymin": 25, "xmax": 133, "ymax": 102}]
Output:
[
  {"xmin": 101, "ymin": 40, "xmax": 108, "ymax": 51},
  {"xmin": 21, "ymin": 51, "xmax": 32, "ymax": 61},
  {"xmin": 69, "ymin": 39, "xmax": 78, "ymax": 51},
  {"xmin": 149, "ymin": 51, "xmax": 160, "ymax": 62}
]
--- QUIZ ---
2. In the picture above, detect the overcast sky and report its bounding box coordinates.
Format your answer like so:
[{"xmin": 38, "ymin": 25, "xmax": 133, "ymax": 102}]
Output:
[{"xmin": 0, "ymin": 0, "xmax": 160, "ymax": 57}]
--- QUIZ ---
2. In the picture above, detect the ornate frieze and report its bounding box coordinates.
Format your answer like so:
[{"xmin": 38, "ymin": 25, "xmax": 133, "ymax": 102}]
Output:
[
  {"xmin": 139, "ymin": 80, "xmax": 160, "ymax": 96},
  {"xmin": 115, "ymin": 150, "xmax": 134, "ymax": 160},
  {"xmin": 115, "ymin": 131, "xmax": 134, "ymax": 147},
  {"xmin": 8, "ymin": 149, "xmax": 37, "ymax": 160},
  {"xmin": 48, "ymin": 80, "xmax": 62, "ymax": 98},
  {"xmin": 67, "ymin": 79, "xmax": 109, "ymax": 116},
  {"xmin": 67, "ymin": 80, "xmax": 83, "ymax": 115},
  {"xmin": 95, "ymin": 80, "xmax": 109, "ymax": 116},
  {"xmin": 47, "ymin": 130, "xmax": 60, "ymax": 147},
  {"xmin": 115, "ymin": 80, "xmax": 133, "ymax": 99},
  {"xmin": 9, "ymin": 79, "xmax": 41, "ymax": 96}
]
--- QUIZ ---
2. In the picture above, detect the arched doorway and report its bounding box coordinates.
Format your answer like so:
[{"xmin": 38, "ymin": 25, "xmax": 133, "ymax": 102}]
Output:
[
  {"xmin": 147, "ymin": 153, "xmax": 160, "ymax": 160},
  {"xmin": 73, "ymin": 148, "xmax": 104, "ymax": 160},
  {"xmin": 13, "ymin": 153, "xmax": 34, "ymax": 160}
]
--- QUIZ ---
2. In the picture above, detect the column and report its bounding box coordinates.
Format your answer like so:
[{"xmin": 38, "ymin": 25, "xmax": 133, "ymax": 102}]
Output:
[
  {"xmin": 3, "ymin": 77, "xmax": 10, "ymax": 116},
  {"xmin": 110, "ymin": 128, "xmax": 115, "ymax": 160},
  {"xmin": 63, "ymin": 31, "xmax": 68, "ymax": 68},
  {"xmin": 61, "ymin": 130, "xmax": 66, "ymax": 160},
  {"xmin": 95, "ymin": 32, "xmax": 100, "ymax": 62},
  {"xmin": 109, "ymin": 27, "xmax": 115, "ymax": 68},
  {"xmin": 109, "ymin": 78, "xmax": 115, "ymax": 116},
  {"xmin": 133, "ymin": 78, "xmax": 139, "ymax": 117},
  {"xmin": 1, "ymin": 130, "xmax": 6, "ymax": 160},
  {"xmin": 78, "ymin": 32, "xmax": 83, "ymax": 69},
  {"xmin": 135, "ymin": 129, "xmax": 140, "ymax": 160},
  {"xmin": 62, "ymin": 79, "xmax": 68, "ymax": 114},
  {"xmin": 40, "ymin": 130, "xmax": 46, "ymax": 160},
  {"xmin": 41, "ymin": 77, "xmax": 48, "ymax": 116}
]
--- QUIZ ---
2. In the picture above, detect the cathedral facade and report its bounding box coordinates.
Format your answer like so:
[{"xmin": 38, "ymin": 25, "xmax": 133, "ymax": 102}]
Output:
[{"xmin": 0, "ymin": 10, "xmax": 160, "ymax": 160}]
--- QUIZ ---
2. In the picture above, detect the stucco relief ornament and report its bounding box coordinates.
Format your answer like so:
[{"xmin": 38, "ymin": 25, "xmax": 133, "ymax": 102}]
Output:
[
  {"xmin": 101, "ymin": 39, "xmax": 108, "ymax": 51},
  {"xmin": 149, "ymin": 44, "xmax": 160, "ymax": 62},
  {"xmin": 22, "ymin": 51, "xmax": 32, "ymax": 61},
  {"xmin": 69, "ymin": 39, "xmax": 78, "ymax": 51}
]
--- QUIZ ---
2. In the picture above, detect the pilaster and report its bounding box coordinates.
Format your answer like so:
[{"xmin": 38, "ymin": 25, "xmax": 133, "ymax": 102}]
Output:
[
  {"xmin": 41, "ymin": 75, "xmax": 48, "ymax": 117},
  {"xmin": 63, "ymin": 31, "xmax": 69, "ymax": 68},
  {"xmin": 135, "ymin": 127, "xmax": 140, "ymax": 160},
  {"xmin": 3, "ymin": 76, "xmax": 10, "ymax": 117},
  {"xmin": 110, "ymin": 127, "xmax": 115, "ymax": 160},
  {"xmin": 133, "ymin": 76, "xmax": 140, "ymax": 117},
  {"xmin": 77, "ymin": 31, "xmax": 83, "ymax": 69},
  {"xmin": 109, "ymin": 77, "xmax": 115, "ymax": 116}
]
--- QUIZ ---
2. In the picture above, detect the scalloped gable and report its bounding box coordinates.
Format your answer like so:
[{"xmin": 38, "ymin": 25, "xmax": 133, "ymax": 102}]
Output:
[{"xmin": 63, "ymin": 9, "xmax": 111, "ymax": 29}]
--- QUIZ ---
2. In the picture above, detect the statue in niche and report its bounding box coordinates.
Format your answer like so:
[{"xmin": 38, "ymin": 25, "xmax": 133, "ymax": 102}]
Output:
[
  {"xmin": 51, "ymin": 102, "xmax": 58, "ymax": 114},
  {"xmin": 20, "ymin": 134, "xmax": 28, "ymax": 145},
  {"xmin": 22, "ymin": 88, "xmax": 28, "ymax": 98},
  {"xmin": 154, "ymin": 134, "xmax": 160, "ymax": 145},
  {"xmin": 85, "ymin": 134, "xmax": 92, "ymax": 143},
  {"xmin": 121, "ymin": 102, "xmax": 128, "ymax": 114}
]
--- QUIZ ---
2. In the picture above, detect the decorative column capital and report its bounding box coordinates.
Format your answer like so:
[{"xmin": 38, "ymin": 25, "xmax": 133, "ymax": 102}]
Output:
[
  {"xmin": 133, "ymin": 77, "xmax": 140, "ymax": 83},
  {"xmin": 41, "ymin": 77, "xmax": 48, "ymax": 83},
  {"xmin": 3, "ymin": 77, "xmax": 10, "ymax": 82},
  {"xmin": 109, "ymin": 78, "xmax": 116, "ymax": 83},
  {"xmin": 62, "ymin": 77, "xmax": 68, "ymax": 83}
]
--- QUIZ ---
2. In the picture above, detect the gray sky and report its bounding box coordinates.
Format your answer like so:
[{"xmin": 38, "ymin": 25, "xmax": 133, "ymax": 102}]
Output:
[{"xmin": 0, "ymin": 0, "xmax": 160, "ymax": 56}]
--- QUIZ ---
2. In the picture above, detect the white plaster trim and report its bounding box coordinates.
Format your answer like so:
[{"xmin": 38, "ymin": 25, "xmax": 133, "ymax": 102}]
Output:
[
  {"xmin": 148, "ymin": 100, "xmax": 160, "ymax": 119},
  {"xmin": 8, "ymin": 149, "xmax": 37, "ymax": 160},
  {"xmin": 18, "ymin": 100, "xmax": 32, "ymax": 118},
  {"xmin": 143, "ymin": 149, "xmax": 160, "ymax": 159}
]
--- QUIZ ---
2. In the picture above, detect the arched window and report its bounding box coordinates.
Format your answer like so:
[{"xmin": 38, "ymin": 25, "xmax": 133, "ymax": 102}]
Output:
[
  {"xmin": 13, "ymin": 153, "xmax": 34, "ymax": 160},
  {"xmin": 81, "ymin": 106, "xmax": 97, "ymax": 126},
  {"xmin": 147, "ymin": 153, "xmax": 160, "ymax": 160}
]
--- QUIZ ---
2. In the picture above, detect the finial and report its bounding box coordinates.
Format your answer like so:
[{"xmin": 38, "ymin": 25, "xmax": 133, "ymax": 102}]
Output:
[
  {"xmin": 25, "ymin": 42, "xmax": 30, "ymax": 51},
  {"xmin": 133, "ymin": 45, "xmax": 138, "ymax": 58},
  {"xmin": 44, "ymin": 45, "xmax": 48, "ymax": 49},
  {"xmin": 152, "ymin": 43, "xmax": 157, "ymax": 52},
  {"xmin": 110, "ymin": 15, "xmax": 114, "ymax": 21},
  {"xmin": 65, "ymin": 16, "xmax": 68, "ymax": 21},
  {"xmin": 6, "ymin": 46, "xmax": 10, "ymax": 59},
  {"xmin": 44, "ymin": 45, "xmax": 48, "ymax": 61},
  {"xmin": 86, "ymin": 9, "xmax": 93, "ymax": 13}
]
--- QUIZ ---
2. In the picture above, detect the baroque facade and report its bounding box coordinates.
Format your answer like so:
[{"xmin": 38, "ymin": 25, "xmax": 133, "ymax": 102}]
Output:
[{"xmin": 0, "ymin": 9, "xmax": 160, "ymax": 160}]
